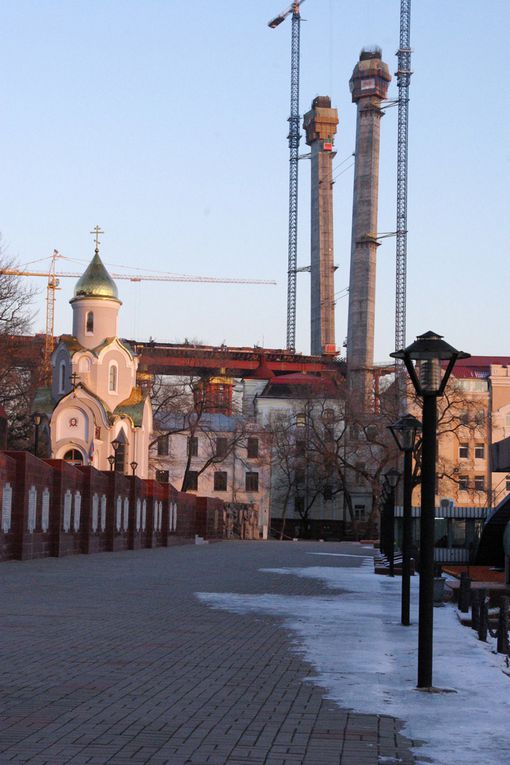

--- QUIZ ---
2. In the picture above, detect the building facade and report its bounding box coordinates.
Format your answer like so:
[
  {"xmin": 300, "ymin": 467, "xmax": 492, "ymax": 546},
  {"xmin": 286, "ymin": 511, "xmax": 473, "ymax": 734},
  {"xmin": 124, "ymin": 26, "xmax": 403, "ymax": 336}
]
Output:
[{"xmin": 34, "ymin": 242, "xmax": 153, "ymax": 477}]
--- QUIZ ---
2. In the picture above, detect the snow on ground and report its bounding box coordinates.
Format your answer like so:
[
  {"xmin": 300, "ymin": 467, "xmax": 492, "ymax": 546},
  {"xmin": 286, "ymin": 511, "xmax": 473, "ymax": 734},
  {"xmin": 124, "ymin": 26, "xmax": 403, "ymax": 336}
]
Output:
[{"xmin": 197, "ymin": 553, "xmax": 510, "ymax": 765}]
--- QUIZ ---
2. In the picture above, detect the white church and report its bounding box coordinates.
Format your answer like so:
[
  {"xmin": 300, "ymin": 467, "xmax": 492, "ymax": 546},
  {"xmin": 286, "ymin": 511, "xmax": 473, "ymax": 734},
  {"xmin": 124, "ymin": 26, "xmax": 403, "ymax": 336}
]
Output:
[{"xmin": 44, "ymin": 236, "xmax": 153, "ymax": 477}]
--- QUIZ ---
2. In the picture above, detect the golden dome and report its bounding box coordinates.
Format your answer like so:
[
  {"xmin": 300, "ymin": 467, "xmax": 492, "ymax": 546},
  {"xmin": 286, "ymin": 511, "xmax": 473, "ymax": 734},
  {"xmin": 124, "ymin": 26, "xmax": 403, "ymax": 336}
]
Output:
[{"xmin": 72, "ymin": 250, "xmax": 121, "ymax": 303}]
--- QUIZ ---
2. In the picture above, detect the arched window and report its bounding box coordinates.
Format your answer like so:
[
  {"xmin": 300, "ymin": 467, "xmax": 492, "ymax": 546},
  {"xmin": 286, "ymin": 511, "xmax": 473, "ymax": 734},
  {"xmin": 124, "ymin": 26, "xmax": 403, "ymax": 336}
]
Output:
[
  {"xmin": 59, "ymin": 361, "xmax": 66, "ymax": 393},
  {"xmin": 63, "ymin": 449, "xmax": 83, "ymax": 466},
  {"xmin": 109, "ymin": 362, "xmax": 118, "ymax": 393},
  {"xmin": 86, "ymin": 311, "xmax": 94, "ymax": 333}
]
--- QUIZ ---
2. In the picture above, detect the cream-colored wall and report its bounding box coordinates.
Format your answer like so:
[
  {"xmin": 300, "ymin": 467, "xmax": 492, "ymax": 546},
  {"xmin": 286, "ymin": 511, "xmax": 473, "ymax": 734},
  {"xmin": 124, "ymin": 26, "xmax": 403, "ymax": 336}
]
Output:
[
  {"xmin": 71, "ymin": 297, "xmax": 120, "ymax": 349},
  {"xmin": 151, "ymin": 428, "xmax": 271, "ymax": 532}
]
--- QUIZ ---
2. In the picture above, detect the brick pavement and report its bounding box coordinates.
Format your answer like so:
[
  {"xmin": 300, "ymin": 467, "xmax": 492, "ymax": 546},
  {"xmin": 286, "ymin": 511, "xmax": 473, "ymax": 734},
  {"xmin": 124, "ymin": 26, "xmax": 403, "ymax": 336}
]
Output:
[{"xmin": 0, "ymin": 541, "xmax": 418, "ymax": 765}]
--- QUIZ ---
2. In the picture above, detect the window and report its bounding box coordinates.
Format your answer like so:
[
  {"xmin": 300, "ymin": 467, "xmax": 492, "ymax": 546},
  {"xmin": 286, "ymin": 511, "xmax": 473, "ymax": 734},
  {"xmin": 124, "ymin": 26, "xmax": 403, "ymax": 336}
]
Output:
[
  {"xmin": 294, "ymin": 496, "xmax": 305, "ymax": 516},
  {"xmin": 460, "ymin": 412, "xmax": 469, "ymax": 426},
  {"xmin": 156, "ymin": 470, "xmax": 169, "ymax": 483},
  {"xmin": 86, "ymin": 311, "xmax": 94, "ymax": 333},
  {"xmin": 109, "ymin": 363, "xmax": 118, "ymax": 393},
  {"xmin": 474, "ymin": 443, "xmax": 485, "ymax": 460},
  {"xmin": 188, "ymin": 436, "xmax": 198, "ymax": 457},
  {"xmin": 295, "ymin": 439, "xmax": 305, "ymax": 457},
  {"xmin": 185, "ymin": 471, "xmax": 198, "ymax": 491},
  {"xmin": 458, "ymin": 443, "xmax": 469, "ymax": 459},
  {"xmin": 59, "ymin": 361, "xmax": 66, "ymax": 393},
  {"xmin": 63, "ymin": 449, "xmax": 83, "ymax": 465},
  {"xmin": 245, "ymin": 472, "xmax": 259, "ymax": 492},
  {"xmin": 214, "ymin": 471, "xmax": 227, "ymax": 491},
  {"xmin": 296, "ymin": 413, "xmax": 306, "ymax": 428},
  {"xmin": 459, "ymin": 475, "xmax": 468, "ymax": 491},
  {"xmin": 354, "ymin": 504, "xmax": 365, "ymax": 520},
  {"xmin": 215, "ymin": 437, "xmax": 227, "ymax": 459},
  {"xmin": 247, "ymin": 437, "xmax": 259, "ymax": 458},
  {"xmin": 350, "ymin": 423, "xmax": 361, "ymax": 440},
  {"xmin": 323, "ymin": 408, "xmax": 335, "ymax": 423},
  {"xmin": 323, "ymin": 485, "xmax": 333, "ymax": 501},
  {"xmin": 157, "ymin": 435, "xmax": 169, "ymax": 456},
  {"xmin": 295, "ymin": 467, "xmax": 305, "ymax": 485},
  {"xmin": 474, "ymin": 475, "xmax": 485, "ymax": 492}
]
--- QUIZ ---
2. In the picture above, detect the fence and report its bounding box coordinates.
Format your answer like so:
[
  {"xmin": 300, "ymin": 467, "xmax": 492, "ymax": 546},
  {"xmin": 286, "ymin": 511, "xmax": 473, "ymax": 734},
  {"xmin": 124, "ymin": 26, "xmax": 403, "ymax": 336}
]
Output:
[{"xmin": 0, "ymin": 450, "xmax": 258, "ymax": 562}]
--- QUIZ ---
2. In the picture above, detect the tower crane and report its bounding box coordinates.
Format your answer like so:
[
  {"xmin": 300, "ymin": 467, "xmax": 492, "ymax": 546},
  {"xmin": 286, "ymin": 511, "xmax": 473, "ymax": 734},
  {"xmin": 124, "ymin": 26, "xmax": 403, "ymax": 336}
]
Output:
[
  {"xmin": 1, "ymin": 250, "xmax": 276, "ymax": 384},
  {"xmin": 268, "ymin": 0, "xmax": 306, "ymax": 352},
  {"xmin": 395, "ymin": 0, "xmax": 412, "ymax": 354}
]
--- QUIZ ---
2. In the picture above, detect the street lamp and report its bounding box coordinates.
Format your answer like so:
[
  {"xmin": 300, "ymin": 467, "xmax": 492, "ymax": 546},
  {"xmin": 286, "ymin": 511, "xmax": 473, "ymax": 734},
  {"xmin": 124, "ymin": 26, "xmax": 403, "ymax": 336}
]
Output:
[
  {"xmin": 32, "ymin": 413, "xmax": 42, "ymax": 457},
  {"xmin": 382, "ymin": 468, "xmax": 401, "ymax": 577},
  {"xmin": 389, "ymin": 413, "xmax": 422, "ymax": 626},
  {"xmin": 107, "ymin": 455, "xmax": 115, "ymax": 472},
  {"xmin": 111, "ymin": 438, "xmax": 121, "ymax": 473},
  {"xmin": 391, "ymin": 330, "xmax": 469, "ymax": 689},
  {"xmin": 130, "ymin": 461, "xmax": 138, "ymax": 476}
]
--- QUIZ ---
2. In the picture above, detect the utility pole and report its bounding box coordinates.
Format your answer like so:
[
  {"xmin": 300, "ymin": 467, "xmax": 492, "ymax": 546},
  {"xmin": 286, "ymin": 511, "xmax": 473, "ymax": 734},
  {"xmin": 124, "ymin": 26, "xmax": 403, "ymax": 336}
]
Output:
[{"xmin": 268, "ymin": 1, "xmax": 306, "ymax": 352}]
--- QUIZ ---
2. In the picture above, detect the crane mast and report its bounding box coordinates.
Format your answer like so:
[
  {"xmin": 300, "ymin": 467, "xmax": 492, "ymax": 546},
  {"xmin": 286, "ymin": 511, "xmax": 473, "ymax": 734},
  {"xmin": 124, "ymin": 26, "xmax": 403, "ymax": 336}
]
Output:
[
  {"xmin": 268, "ymin": 1, "xmax": 305, "ymax": 352},
  {"xmin": 395, "ymin": 0, "xmax": 412, "ymax": 354}
]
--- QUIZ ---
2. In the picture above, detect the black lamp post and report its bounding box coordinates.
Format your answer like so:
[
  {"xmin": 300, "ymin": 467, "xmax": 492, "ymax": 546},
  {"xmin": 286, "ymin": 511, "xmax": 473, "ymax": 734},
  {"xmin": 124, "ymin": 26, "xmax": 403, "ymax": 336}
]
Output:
[
  {"xmin": 107, "ymin": 455, "xmax": 115, "ymax": 472},
  {"xmin": 389, "ymin": 413, "xmax": 422, "ymax": 626},
  {"xmin": 130, "ymin": 461, "xmax": 138, "ymax": 477},
  {"xmin": 111, "ymin": 438, "xmax": 121, "ymax": 472},
  {"xmin": 391, "ymin": 330, "xmax": 469, "ymax": 689},
  {"xmin": 382, "ymin": 467, "xmax": 401, "ymax": 577},
  {"xmin": 32, "ymin": 413, "xmax": 42, "ymax": 457}
]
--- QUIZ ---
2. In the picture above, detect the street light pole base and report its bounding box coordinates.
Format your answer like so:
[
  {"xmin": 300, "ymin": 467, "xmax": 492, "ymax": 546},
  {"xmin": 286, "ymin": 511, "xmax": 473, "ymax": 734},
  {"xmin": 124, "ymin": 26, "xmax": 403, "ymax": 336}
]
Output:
[{"xmin": 415, "ymin": 686, "xmax": 458, "ymax": 694}]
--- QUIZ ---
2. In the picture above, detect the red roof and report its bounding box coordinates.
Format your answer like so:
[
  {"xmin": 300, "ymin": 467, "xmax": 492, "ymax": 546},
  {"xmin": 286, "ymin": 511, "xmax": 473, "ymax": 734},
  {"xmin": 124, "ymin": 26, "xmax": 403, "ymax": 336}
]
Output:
[{"xmin": 451, "ymin": 356, "xmax": 510, "ymax": 379}]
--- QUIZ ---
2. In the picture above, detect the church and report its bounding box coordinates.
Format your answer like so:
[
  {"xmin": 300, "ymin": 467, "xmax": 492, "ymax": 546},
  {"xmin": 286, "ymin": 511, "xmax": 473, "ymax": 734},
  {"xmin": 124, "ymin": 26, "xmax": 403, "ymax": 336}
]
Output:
[{"xmin": 39, "ymin": 234, "xmax": 153, "ymax": 477}]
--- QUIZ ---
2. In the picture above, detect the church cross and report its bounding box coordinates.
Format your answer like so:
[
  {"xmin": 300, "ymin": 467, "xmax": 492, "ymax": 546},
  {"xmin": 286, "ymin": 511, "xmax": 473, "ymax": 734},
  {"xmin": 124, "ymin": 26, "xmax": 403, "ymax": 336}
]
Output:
[
  {"xmin": 90, "ymin": 225, "xmax": 104, "ymax": 253},
  {"xmin": 70, "ymin": 372, "xmax": 80, "ymax": 391}
]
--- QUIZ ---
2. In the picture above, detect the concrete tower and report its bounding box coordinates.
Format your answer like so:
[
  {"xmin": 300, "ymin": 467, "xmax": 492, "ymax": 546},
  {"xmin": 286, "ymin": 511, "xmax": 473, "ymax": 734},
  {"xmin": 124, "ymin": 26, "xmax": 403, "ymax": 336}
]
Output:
[
  {"xmin": 346, "ymin": 48, "xmax": 391, "ymax": 399},
  {"xmin": 304, "ymin": 96, "xmax": 339, "ymax": 357}
]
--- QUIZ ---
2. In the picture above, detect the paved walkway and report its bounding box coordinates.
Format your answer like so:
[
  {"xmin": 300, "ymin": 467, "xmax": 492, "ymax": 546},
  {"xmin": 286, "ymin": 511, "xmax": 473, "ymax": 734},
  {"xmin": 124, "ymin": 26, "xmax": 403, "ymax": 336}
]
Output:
[{"xmin": 0, "ymin": 541, "xmax": 417, "ymax": 765}]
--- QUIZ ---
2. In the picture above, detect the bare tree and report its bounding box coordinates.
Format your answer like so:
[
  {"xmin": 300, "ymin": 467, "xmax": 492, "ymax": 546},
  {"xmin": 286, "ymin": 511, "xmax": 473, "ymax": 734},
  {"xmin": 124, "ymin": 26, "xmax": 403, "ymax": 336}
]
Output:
[
  {"xmin": 150, "ymin": 373, "xmax": 250, "ymax": 492},
  {"xmin": 0, "ymin": 253, "xmax": 36, "ymax": 448}
]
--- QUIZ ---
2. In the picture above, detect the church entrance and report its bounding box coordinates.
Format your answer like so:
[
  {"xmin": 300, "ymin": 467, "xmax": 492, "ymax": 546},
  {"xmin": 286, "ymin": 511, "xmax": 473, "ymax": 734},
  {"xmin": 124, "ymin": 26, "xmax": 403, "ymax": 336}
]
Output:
[{"xmin": 63, "ymin": 449, "xmax": 84, "ymax": 466}]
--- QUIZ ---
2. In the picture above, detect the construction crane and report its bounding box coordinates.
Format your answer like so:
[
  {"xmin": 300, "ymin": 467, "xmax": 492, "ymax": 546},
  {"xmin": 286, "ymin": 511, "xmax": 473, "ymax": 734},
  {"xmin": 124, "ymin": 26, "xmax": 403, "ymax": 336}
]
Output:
[
  {"xmin": 268, "ymin": 0, "xmax": 306, "ymax": 352},
  {"xmin": 1, "ymin": 250, "xmax": 276, "ymax": 384},
  {"xmin": 395, "ymin": 0, "xmax": 412, "ymax": 354}
]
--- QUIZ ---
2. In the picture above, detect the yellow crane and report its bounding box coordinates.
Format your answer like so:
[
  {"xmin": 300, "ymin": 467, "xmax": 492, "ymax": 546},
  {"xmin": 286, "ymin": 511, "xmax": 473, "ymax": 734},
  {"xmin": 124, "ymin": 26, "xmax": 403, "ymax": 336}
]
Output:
[{"xmin": 2, "ymin": 247, "xmax": 276, "ymax": 383}]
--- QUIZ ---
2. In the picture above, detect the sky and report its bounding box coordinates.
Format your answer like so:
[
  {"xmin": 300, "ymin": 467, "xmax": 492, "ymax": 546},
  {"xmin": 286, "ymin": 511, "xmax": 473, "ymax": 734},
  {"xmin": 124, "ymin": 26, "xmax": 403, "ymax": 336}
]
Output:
[
  {"xmin": 0, "ymin": 1, "xmax": 508, "ymax": 361},
  {"xmin": 199, "ymin": 554, "xmax": 510, "ymax": 765}
]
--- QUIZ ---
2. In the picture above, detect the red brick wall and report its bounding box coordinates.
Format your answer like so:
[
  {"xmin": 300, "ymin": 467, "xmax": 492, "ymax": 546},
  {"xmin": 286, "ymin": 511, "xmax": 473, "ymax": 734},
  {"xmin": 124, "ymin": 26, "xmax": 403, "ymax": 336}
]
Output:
[
  {"xmin": 4, "ymin": 452, "xmax": 55, "ymax": 560},
  {"xmin": 143, "ymin": 479, "xmax": 167, "ymax": 549},
  {"xmin": 196, "ymin": 496, "xmax": 225, "ymax": 540},
  {"xmin": 0, "ymin": 452, "xmax": 234, "ymax": 563},
  {"xmin": 0, "ymin": 452, "xmax": 17, "ymax": 561},
  {"xmin": 102, "ymin": 471, "xmax": 131, "ymax": 552},
  {"xmin": 76, "ymin": 466, "xmax": 111, "ymax": 554},
  {"xmin": 44, "ymin": 459, "xmax": 85, "ymax": 557},
  {"xmin": 128, "ymin": 476, "xmax": 145, "ymax": 551}
]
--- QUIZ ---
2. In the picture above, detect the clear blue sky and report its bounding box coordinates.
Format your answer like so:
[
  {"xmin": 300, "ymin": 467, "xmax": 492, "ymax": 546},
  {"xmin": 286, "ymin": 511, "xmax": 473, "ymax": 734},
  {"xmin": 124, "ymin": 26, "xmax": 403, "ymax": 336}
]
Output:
[{"xmin": 0, "ymin": 1, "xmax": 508, "ymax": 361}]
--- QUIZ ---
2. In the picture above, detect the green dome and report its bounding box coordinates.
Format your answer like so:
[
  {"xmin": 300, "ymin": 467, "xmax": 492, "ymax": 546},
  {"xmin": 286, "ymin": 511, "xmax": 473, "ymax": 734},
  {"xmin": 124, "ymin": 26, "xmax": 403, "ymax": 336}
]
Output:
[{"xmin": 72, "ymin": 250, "xmax": 120, "ymax": 302}]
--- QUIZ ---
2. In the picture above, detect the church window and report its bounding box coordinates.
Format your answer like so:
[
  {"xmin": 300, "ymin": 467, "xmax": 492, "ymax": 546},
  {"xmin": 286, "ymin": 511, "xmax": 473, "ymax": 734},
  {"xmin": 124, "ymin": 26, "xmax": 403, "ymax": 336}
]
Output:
[
  {"xmin": 86, "ymin": 311, "xmax": 94, "ymax": 333},
  {"xmin": 59, "ymin": 361, "xmax": 66, "ymax": 393},
  {"xmin": 63, "ymin": 449, "xmax": 83, "ymax": 466},
  {"xmin": 109, "ymin": 362, "xmax": 118, "ymax": 393}
]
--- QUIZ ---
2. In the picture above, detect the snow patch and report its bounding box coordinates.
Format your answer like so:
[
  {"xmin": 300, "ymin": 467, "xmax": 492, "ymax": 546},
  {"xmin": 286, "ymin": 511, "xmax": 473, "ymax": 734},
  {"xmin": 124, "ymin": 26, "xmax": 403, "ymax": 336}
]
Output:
[{"xmin": 197, "ymin": 563, "xmax": 510, "ymax": 765}]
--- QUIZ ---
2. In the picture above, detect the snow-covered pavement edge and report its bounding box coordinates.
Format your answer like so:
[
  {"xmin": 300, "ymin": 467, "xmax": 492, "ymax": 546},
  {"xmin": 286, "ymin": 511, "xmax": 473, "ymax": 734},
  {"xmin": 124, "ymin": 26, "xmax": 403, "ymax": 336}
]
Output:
[{"xmin": 197, "ymin": 553, "xmax": 510, "ymax": 765}]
